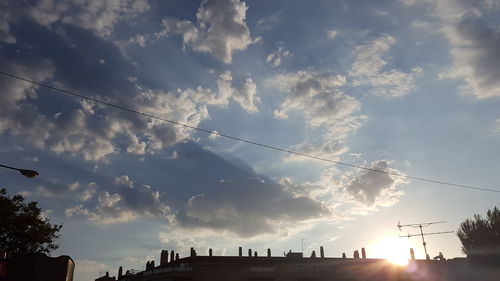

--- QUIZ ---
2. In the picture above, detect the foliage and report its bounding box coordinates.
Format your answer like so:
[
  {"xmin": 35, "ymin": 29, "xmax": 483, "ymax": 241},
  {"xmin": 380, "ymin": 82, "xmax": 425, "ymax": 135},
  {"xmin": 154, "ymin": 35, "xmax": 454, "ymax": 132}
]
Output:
[
  {"xmin": 457, "ymin": 207, "xmax": 500, "ymax": 256},
  {"xmin": 0, "ymin": 188, "xmax": 62, "ymax": 257}
]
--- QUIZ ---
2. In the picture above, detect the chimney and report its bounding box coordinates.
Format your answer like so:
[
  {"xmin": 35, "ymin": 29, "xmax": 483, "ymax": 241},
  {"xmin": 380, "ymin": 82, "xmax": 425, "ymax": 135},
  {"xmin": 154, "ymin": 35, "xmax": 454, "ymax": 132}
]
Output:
[
  {"xmin": 248, "ymin": 249, "xmax": 252, "ymax": 257},
  {"xmin": 105, "ymin": 272, "xmax": 109, "ymax": 277},
  {"xmin": 170, "ymin": 250, "xmax": 175, "ymax": 263},
  {"xmin": 410, "ymin": 248, "xmax": 415, "ymax": 260},
  {"xmin": 151, "ymin": 260, "xmax": 155, "ymax": 269},
  {"xmin": 146, "ymin": 261, "xmax": 150, "ymax": 270},
  {"xmin": 190, "ymin": 247, "xmax": 195, "ymax": 257},
  {"xmin": 175, "ymin": 253, "xmax": 179, "ymax": 261},
  {"xmin": 342, "ymin": 252, "xmax": 346, "ymax": 259},
  {"xmin": 361, "ymin": 248, "xmax": 366, "ymax": 259},
  {"xmin": 310, "ymin": 251, "xmax": 316, "ymax": 258},
  {"xmin": 254, "ymin": 251, "xmax": 258, "ymax": 257},
  {"xmin": 239, "ymin": 247, "xmax": 242, "ymax": 257},
  {"xmin": 267, "ymin": 248, "xmax": 271, "ymax": 257},
  {"xmin": 353, "ymin": 250, "xmax": 360, "ymax": 259},
  {"xmin": 209, "ymin": 248, "xmax": 213, "ymax": 256},
  {"xmin": 118, "ymin": 266, "xmax": 123, "ymax": 279},
  {"xmin": 320, "ymin": 246, "xmax": 324, "ymax": 258},
  {"xmin": 160, "ymin": 250, "xmax": 167, "ymax": 265}
]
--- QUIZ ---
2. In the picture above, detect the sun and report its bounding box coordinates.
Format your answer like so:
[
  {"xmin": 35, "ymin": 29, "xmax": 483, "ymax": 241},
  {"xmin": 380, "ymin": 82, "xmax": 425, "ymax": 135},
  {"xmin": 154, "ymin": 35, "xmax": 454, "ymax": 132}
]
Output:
[{"xmin": 370, "ymin": 236, "xmax": 416, "ymax": 266}]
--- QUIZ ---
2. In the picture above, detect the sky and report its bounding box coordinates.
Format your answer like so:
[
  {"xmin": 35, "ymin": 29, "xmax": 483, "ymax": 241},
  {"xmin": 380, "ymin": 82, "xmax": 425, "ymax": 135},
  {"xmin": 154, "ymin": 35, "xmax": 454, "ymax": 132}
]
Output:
[{"xmin": 1, "ymin": 0, "xmax": 500, "ymax": 280}]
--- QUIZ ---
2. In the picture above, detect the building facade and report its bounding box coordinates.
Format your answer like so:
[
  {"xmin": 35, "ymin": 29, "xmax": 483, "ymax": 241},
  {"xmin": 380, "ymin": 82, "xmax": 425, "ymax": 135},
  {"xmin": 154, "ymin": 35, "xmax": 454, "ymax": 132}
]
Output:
[{"xmin": 96, "ymin": 247, "xmax": 499, "ymax": 281}]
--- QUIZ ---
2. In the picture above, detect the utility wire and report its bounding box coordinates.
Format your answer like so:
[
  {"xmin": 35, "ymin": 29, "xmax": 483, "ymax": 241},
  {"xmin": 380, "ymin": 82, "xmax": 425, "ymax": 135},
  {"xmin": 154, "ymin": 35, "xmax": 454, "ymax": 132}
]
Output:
[{"xmin": 1, "ymin": 70, "xmax": 499, "ymax": 193}]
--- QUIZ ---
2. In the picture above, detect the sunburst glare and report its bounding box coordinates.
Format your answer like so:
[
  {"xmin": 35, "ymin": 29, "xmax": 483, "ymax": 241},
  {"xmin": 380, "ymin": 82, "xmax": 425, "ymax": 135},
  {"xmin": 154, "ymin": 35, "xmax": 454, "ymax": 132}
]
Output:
[{"xmin": 370, "ymin": 236, "xmax": 418, "ymax": 266}]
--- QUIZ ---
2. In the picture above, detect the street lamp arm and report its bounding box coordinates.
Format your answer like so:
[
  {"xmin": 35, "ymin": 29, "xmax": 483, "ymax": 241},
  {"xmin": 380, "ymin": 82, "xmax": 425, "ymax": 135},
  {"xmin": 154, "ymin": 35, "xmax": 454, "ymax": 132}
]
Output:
[{"xmin": 0, "ymin": 164, "xmax": 39, "ymax": 178}]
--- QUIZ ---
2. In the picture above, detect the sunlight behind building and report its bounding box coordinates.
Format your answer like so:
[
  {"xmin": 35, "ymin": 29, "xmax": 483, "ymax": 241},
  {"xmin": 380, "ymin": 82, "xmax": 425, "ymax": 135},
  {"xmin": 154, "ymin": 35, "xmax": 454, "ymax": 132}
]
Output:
[{"xmin": 369, "ymin": 236, "xmax": 417, "ymax": 266}]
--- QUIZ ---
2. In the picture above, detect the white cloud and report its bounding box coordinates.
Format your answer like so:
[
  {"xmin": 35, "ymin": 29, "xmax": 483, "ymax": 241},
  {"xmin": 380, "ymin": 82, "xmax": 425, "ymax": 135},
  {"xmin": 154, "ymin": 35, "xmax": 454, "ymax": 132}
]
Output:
[
  {"xmin": 266, "ymin": 42, "xmax": 292, "ymax": 67},
  {"xmin": 268, "ymin": 70, "xmax": 365, "ymax": 162},
  {"xmin": 326, "ymin": 30, "xmax": 338, "ymax": 40},
  {"xmin": 158, "ymin": 0, "xmax": 257, "ymax": 64},
  {"xmin": 212, "ymin": 71, "xmax": 260, "ymax": 113},
  {"xmin": 128, "ymin": 34, "xmax": 148, "ymax": 47},
  {"xmin": 256, "ymin": 11, "xmax": 283, "ymax": 32},
  {"xmin": 74, "ymin": 260, "xmax": 112, "ymax": 281},
  {"xmin": 24, "ymin": 156, "xmax": 39, "ymax": 162},
  {"xmin": 411, "ymin": 20, "xmax": 432, "ymax": 30},
  {"xmin": 493, "ymin": 119, "xmax": 500, "ymax": 133},
  {"xmin": 285, "ymin": 140, "xmax": 348, "ymax": 163},
  {"xmin": 68, "ymin": 181, "xmax": 80, "ymax": 191},
  {"xmin": 79, "ymin": 185, "xmax": 97, "ymax": 201},
  {"xmin": 113, "ymin": 175, "xmax": 134, "ymax": 189},
  {"xmin": 65, "ymin": 176, "xmax": 170, "ymax": 224},
  {"xmin": 269, "ymin": 71, "xmax": 356, "ymax": 126},
  {"xmin": 349, "ymin": 35, "xmax": 422, "ymax": 97}
]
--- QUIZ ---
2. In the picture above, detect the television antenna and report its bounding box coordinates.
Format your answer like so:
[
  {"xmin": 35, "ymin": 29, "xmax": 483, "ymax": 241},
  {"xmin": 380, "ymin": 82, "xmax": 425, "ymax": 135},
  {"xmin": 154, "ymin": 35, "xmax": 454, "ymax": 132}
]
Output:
[{"xmin": 397, "ymin": 221, "xmax": 453, "ymax": 260}]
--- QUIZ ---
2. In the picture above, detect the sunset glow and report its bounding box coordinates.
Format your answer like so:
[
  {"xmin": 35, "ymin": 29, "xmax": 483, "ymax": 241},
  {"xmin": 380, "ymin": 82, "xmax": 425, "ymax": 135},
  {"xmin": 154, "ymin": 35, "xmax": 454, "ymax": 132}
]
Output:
[
  {"xmin": 370, "ymin": 236, "xmax": 417, "ymax": 266},
  {"xmin": 2, "ymin": 1, "xmax": 500, "ymax": 280}
]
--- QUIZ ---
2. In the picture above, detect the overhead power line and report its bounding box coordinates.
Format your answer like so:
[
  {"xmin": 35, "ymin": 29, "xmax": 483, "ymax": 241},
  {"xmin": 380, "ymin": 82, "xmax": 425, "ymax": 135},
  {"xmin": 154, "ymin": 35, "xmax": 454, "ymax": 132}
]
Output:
[{"xmin": 1, "ymin": 70, "xmax": 499, "ymax": 193}]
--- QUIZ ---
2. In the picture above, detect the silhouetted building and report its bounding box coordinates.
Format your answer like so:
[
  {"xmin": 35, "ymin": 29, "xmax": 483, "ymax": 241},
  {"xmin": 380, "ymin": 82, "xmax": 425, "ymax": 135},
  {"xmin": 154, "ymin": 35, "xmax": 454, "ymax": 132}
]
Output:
[
  {"xmin": 95, "ymin": 246, "xmax": 500, "ymax": 281},
  {"xmin": 0, "ymin": 253, "xmax": 74, "ymax": 281},
  {"xmin": 96, "ymin": 271, "xmax": 116, "ymax": 281}
]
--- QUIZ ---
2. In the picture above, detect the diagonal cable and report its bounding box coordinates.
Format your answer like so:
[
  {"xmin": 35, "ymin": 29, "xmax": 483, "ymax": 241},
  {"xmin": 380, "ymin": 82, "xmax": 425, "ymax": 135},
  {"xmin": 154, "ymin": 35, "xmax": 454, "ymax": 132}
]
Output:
[{"xmin": 0, "ymin": 70, "xmax": 499, "ymax": 193}]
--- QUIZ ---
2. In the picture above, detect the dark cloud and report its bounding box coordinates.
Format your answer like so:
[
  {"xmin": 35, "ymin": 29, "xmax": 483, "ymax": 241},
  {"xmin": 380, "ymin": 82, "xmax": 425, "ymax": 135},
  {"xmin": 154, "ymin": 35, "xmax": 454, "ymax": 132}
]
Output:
[
  {"xmin": 175, "ymin": 177, "xmax": 330, "ymax": 237},
  {"xmin": 452, "ymin": 9, "xmax": 500, "ymax": 98},
  {"xmin": 418, "ymin": 0, "xmax": 500, "ymax": 98},
  {"xmin": 342, "ymin": 160, "xmax": 405, "ymax": 206}
]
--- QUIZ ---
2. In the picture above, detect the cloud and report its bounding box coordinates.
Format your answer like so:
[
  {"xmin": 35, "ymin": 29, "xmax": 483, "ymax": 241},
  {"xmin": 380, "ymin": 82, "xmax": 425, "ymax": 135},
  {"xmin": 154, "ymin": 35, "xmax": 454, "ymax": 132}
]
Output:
[
  {"xmin": 268, "ymin": 70, "xmax": 365, "ymax": 162},
  {"xmin": 79, "ymin": 184, "xmax": 97, "ymax": 201},
  {"xmin": 74, "ymin": 260, "xmax": 111, "ymax": 281},
  {"xmin": 35, "ymin": 180, "xmax": 77, "ymax": 198},
  {"xmin": 174, "ymin": 177, "xmax": 330, "ymax": 237},
  {"xmin": 0, "ymin": 7, "xmax": 16, "ymax": 44},
  {"xmin": 435, "ymin": 0, "xmax": 500, "ymax": 99},
  {"xmin": 266, "ymin": 42, "xmax": 292, "ymax": 67},
  {"xmin": 65, "ymin": 175, "xmax": 170, "ymax": 224},
  {"xmin": 339, "ymin": 160, "xmax": 406, "ymax": 207},
  {"xmin": 0, "ymin": 58, "xmax": 54, "ymax": 114},
  {"xmin": 255, "ymin": 11, "xmax": 283, "ymax": 32},
  {"xmin": 0, "ymin": 0, "xmax": 149, "ymax": 45},
  {"xmin": 128, "ymin": 34, "xmax": 148, "ymax": 47},
  {"xmin": 214, "ymin": 71, "xmax": 260, "ymax": 113},
  {"xmin": 349, "ymin": 35, "xmax": 422, "ymax": 97},
  {"xmin": 285, "ymin": 140, "xmax": 348, "ymax": 162},
  {"xmin": 1, "ymin": 47, "xmax": 258, "ymax": 160},
  {"xmin": 26, "ymin": 0, "xmax": 150, "ymax": 39},
  {"xmin": 158, "ymin": 0, "xmax": 257, "ymax": 63},
  {"xmin": 493, "ymin": 119, "xmax": 500, "ymax": 133},
  {"xmin": 269, "ymin": 71, "xmax": 357, "ymax": 126},
  {"xmin": 326, "ymin": 30, "xmax": 338, "ymax": 40}
]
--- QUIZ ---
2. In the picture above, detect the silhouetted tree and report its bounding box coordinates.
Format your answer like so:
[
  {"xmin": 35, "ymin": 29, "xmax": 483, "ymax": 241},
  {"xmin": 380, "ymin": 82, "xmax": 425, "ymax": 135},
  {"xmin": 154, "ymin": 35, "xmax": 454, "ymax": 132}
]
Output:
[
  {"xmin": 0, "ymin": 188, "xmax": 62, "ymax": 257},
  {"xmin": 457, "ymin": 207, "xmax": 500, "ymax": 260}
]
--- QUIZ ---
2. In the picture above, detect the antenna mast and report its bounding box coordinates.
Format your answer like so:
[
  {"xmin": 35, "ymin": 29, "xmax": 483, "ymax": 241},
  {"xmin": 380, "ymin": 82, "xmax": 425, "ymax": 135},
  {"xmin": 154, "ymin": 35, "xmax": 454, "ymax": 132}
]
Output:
[{"xmin": 397, "ymin": 220, "xmax": 453, "ymax": 260}]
